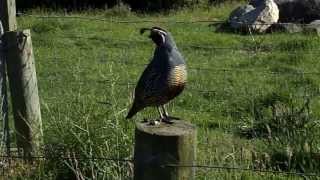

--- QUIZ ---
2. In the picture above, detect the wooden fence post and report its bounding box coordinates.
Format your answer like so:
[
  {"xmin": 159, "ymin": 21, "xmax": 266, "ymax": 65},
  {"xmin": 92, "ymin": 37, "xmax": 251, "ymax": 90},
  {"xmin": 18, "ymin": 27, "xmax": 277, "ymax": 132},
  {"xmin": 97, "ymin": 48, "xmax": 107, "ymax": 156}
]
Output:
[
  {"xmin": 1, "ymin": 0, "xmax": 42, "ymax": 158},
  {"xmin": 134, "ymin": 120, "xmax": 196, "ymax": 180},
  {"xmin": 1, "ymin": 0, "xmax": 17, "ymax": 157},
  {"xmin": 0, "ymin": 19, "xmax": 10, "ymax": 156},
  {"xmin": 3, "ymin": 29, "xmax": 43, "ymax": 158},
  {"xmin": 0, "ymin": 0, "xmax": 17, "ymax": 32}
]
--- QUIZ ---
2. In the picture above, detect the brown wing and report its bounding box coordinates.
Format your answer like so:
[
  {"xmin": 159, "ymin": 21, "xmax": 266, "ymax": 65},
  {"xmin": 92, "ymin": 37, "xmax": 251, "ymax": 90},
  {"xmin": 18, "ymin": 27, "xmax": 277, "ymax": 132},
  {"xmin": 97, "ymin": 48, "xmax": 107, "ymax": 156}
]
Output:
[{"xmin": 133, "ymin": 63, "xmax": 168, "ymax": 106}]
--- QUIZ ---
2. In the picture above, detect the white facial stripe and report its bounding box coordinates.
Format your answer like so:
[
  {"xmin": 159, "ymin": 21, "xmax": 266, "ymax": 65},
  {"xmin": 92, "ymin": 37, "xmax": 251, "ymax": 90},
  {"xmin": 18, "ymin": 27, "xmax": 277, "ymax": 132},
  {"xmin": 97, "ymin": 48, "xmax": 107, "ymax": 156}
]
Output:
[
  {"xmin": 153, "ymin": 29, "xmax": 167, "ymax": 44},
  {"xmin": 160, "ymin": 34, "xmax": 166, "ymax": 44},
  {"xmin": 153, "ymin": 29, "xmax": 167, "ymax": 36}
]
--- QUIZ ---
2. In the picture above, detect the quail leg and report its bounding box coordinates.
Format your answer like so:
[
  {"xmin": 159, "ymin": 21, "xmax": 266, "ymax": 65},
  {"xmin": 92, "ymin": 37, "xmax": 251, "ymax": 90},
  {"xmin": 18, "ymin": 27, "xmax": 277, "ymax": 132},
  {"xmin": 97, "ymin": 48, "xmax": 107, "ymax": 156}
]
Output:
[
  {"xmin": 162, "ymin": 105, "xmax": 169, "ymax": 117},
  {"xmin": 148, "ymin": 107, "xmax": 163, "ymax": 125},
  {"xmin": 157, "ymin": 106, "xmax": 164, "ymax": 124},
  {"xmin": 161, "ymin": 105, "xmax": 180, "ymax": 122},
  {"xmin": 160, "ymin": 105, "xmax": 173, "ymax": 124}
]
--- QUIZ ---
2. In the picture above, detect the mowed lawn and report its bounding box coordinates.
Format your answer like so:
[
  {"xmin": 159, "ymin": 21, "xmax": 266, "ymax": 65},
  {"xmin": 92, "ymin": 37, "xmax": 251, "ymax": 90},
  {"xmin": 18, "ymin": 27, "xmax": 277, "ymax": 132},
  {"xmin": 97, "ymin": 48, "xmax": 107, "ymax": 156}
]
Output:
[{"xmin": 8, "ymin": 2, "xmax": 320, "ymax": 179}]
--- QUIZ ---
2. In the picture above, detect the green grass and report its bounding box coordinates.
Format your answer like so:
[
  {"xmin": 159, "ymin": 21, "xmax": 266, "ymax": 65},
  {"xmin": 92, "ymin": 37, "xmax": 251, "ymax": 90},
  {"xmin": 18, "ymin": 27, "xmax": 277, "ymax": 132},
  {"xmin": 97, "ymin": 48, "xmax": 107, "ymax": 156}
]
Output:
[{"xmin": 4, "ymin": 2, "xmax": 320, "ymax": 179}]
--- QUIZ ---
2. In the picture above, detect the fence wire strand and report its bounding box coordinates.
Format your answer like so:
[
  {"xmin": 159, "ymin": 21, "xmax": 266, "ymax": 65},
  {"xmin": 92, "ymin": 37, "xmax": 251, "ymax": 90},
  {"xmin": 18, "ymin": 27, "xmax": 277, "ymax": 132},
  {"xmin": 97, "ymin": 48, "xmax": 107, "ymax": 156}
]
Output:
[
  {"xmin": 0, "ymin": 155, "xmax": 319, "ymax": 177},
  {"xmin": 17, "ymin": 12, "xmax": 225, "ymax": 24},
  {"xmin": 33, "ymin": 34, "xmax": 320, "ymax": 54},
  {"xmin": 42, "ymin": 55, "xmax": 320, "ymax": 75},
  {"xmin": 18, "ymin": 12, "xmax": 315, "ymax": 27}
]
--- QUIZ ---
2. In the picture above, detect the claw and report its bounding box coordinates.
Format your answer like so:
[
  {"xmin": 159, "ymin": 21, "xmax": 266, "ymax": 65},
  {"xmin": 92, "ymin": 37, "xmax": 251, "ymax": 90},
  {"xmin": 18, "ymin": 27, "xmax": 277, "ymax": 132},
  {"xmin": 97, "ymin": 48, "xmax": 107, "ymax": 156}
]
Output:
[
  {"xmin": 160, "ymin": 117, "xmax": 174, "ymax": 124},
  {"xmin": 168, "ymin": 116, "xmax": 180, "ymax": 120},
  {"xmin": 162, "ymin": 119, "xmax": 173, "ymax": 124},
  {"xmin": 148, "ymin": 119, "xmax": 161, "ymax": 126}
]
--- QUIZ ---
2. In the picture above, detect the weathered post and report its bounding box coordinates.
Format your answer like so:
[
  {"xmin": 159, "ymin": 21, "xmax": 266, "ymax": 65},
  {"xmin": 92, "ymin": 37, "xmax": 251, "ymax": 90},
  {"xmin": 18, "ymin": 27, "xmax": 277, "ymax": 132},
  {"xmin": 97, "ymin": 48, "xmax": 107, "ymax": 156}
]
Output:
[
  {"xmin": 1, "ymin": 0, "xmax": 43, "ymax": 158},
  {"xmin": 0, "ymin": 0, "xmax": 17, "ymax": 32},
  {"xmin": 0, "ymin": 19, "xmax": 10, "ymax": 156},
  {"xmin": 134, "ymin": 120, "xmax": 196, "ymax": 180},
  {"xmin": 3, "ymin": 30, "xmax": 43, "ymax": 158},
  {"xmin": 0, "ymin": 0, "xmax": 15, "ymax": 157}
]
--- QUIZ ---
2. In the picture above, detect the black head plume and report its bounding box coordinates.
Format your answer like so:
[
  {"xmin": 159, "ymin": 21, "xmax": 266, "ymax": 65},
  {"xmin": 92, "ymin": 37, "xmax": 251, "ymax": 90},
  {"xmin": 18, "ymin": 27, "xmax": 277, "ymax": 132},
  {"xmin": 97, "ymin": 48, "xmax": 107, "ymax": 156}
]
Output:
[
  {"xmin": 151, "ymin": 26, "xmax": 167, "ymax": 32},
  {"xmin": 140, "ymin": 27, "xmax": 167, "ymax": 35},
  {"xmin": 140, "ymin": 28, "xmax": 151, "ymax": 35}
]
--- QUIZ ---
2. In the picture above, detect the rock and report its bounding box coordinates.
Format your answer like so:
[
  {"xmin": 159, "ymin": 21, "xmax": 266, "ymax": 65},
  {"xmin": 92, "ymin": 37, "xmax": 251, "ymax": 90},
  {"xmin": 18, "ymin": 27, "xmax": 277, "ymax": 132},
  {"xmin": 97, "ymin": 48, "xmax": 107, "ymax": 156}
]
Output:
[
  {"xmin": 309, "ymin": 19, "xmax": 320, "ymax": 26},
  {"xmin": 229, "ymin": 5, "xmax": 255, "ymax": 19},
  {"xmin": 249, "ymin": 0, "xmax": 264, "ymax": 7},
  {"xmin": 0, "ymin": 21, "xmax": 3, "ymax": 35},
  {"xmin": 229, "ymin": 0, "xmax": 279, "ymax": 33},
  {"xmin": 268, "ymin": 23, "xmax": 304, "ymax": 33},
  {"xmin": 250, "ymin": 0, "xmax": 320, "ymax": 23},
  {"xmin": 267, "ymin": 20, "xmax": 320, "ymax": 35},
  {"xmin": 0, "ymin": 21, "xmax": 3, "ymax": 46},
  {"xmin": 229, "ymin": 5, "xmax": 255, "ymax": 31},
  {"xmin": 304, "ymin": 20, "xmax": 320, "ymax": 35}
]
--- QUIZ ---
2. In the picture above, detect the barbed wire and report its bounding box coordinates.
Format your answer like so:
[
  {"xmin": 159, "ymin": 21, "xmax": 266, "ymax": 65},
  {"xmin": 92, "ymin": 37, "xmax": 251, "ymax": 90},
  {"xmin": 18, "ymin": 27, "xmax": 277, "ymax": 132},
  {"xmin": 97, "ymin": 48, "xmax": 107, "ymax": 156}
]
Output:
[
  {"xmin": 17, "ymin": 12, "xmax": 316, "ymax": 27},
  {"xmin": 99, "ymin": 81, "xmax": 320, "ymax": 99},
  {"xmin": 42, "ymin": 56, "xmax": 320, "ymax": 75},
  {"xmin": 0, "ymin": 154, "xmax": 319, "ymax": 177},
  {"xmin": 17, "ymin": 12, "xmax": 225, "ymax": 24},
  {"xmin": 164, "ymin": 164, "xmax": 320, "ymax": 177},
  {"xmin": 34, "ymin": 34, "xmax": 320, "ymax": 54},
  {"xmin": 0, "ymin": 155, "xmax": 132, "ymax": 162}
]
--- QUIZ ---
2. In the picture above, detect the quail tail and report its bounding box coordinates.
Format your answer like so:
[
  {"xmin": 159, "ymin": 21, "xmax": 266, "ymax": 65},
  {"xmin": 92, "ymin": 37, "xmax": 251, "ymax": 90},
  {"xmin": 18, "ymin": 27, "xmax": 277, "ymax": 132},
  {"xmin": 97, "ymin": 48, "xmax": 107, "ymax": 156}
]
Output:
[
  {"xmin": 126, "ymin": 108, "xmax": 137, "ymax": 119},
  {"xmin": 126, "ymin": 102, "xmax": 141, "ymax": 119}
]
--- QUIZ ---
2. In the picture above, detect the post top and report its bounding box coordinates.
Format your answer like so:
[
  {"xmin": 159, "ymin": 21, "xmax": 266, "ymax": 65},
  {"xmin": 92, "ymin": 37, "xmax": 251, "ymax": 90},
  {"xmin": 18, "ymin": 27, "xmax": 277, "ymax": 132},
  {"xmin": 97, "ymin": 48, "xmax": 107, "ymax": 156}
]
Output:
[{"xmin": 135, "ymin": 120, "xmax": 196, "ymax": 136}]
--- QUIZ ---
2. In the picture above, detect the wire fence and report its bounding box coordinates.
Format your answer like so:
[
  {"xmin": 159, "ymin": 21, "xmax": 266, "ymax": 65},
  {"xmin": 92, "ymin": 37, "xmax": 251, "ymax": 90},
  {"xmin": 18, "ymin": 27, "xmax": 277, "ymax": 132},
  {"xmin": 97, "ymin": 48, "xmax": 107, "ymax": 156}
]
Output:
[
  {"xmin": 17, "ymin": 12, "xmax": 319, "ymax": 27},
  {"xmin": 1, "ymin": 12, "xmax": 320, "ymax": 179},
  {"xmin": 0, "ymin": 154, "xmax": 319, "ymax": 178}
]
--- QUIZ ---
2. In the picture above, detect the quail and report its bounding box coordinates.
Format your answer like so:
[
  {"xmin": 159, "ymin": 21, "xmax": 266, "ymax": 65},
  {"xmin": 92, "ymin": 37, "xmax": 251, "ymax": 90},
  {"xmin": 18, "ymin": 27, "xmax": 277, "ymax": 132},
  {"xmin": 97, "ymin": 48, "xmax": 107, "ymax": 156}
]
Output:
[{"xmin": 126, "ymin": 27, "xmax": 187, "ymax": 123}]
